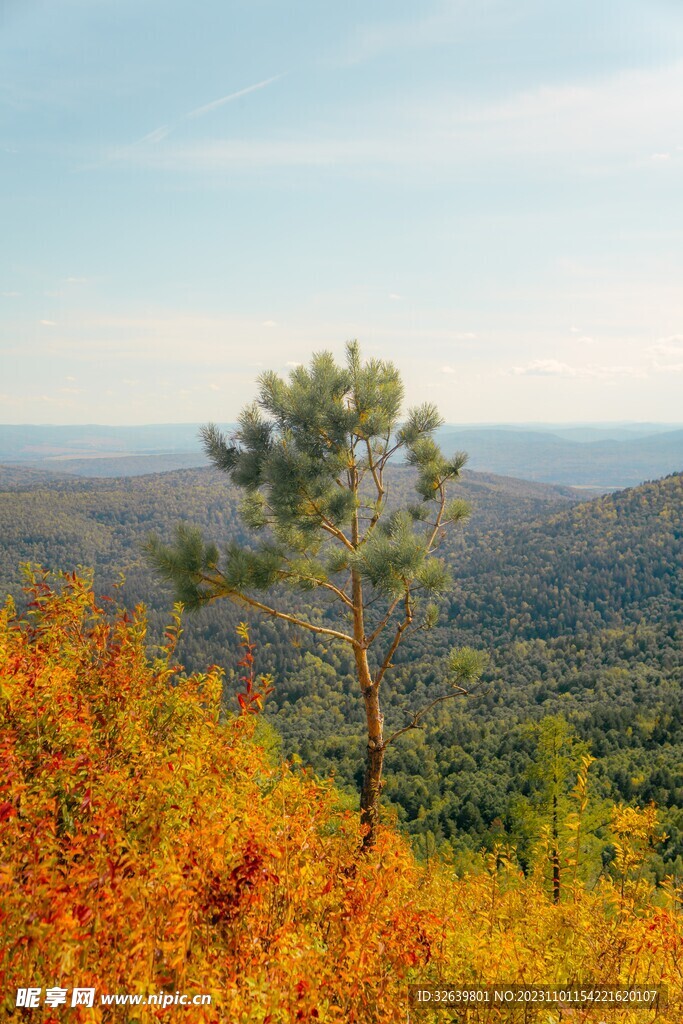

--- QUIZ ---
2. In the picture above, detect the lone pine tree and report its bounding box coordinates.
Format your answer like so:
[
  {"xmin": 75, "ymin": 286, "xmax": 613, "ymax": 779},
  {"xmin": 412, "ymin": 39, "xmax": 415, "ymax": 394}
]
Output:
[{"xmin": 145, "ymin": 343, "xmax": 483, "ymax": 848}]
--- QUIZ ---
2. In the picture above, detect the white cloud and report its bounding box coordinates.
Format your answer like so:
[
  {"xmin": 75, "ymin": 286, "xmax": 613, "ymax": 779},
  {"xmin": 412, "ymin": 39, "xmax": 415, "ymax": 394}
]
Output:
[
  {"xmin": 442, "ymin": 63, "xmax": 683, "ymax": 162},
  {"xmin": 91, "ymin": 57, "xmax": 683, "ymax": 178},
  {"xmin": 332, "ymin": 4, "xmax": 497, "ymax": 67},
  {"xmin": 39, "ymin": 319, "xmax": 55, "ymax": 326},
  {"xmin": 511, "ymin": 359, "xmax": 579, "ymax": 377},
  {"xmin": 650, "ymin": 334, "xmax": 683, "ymax": 357},
  {"xmin": 441, "ymin": 365, "xmax": 456, "ymax": 374},
  {"xmin": 649, "ymin": 334, "xmax": 683, "ymax": 373},
  {"xmin": 262, "ymin": 320, "xmax": 278, "ymax": 327},
  {"xmin": 510, "ymin": 359, "xmax": 645, "ymax": 379},
  {"xmin": 114, "ymin": 61, "xmax": 683, "ymax": 177}
]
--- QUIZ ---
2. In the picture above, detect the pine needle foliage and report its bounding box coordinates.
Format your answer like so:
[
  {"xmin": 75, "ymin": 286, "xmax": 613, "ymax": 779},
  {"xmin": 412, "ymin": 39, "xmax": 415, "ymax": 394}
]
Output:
[{"xmin": 145, "ymin": 342, "xmax": 479, "ymax": 848}]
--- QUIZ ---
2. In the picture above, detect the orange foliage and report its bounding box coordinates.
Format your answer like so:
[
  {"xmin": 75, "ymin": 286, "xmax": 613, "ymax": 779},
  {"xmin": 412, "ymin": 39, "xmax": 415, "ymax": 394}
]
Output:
[{"xmin": 0, "ymin": 572, "xmax": 681, "ymax": 1023}]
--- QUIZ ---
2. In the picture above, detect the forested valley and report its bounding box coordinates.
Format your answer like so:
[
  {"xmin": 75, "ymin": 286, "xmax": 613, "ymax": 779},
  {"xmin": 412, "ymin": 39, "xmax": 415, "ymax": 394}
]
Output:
[{"xmin": 1, "ymin": 461, "xmax": 681, "ymax": 884}]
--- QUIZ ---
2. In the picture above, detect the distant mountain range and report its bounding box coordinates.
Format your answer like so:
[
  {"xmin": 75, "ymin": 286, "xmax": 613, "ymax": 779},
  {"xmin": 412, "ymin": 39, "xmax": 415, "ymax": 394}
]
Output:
[
  {"xmin": 0, "ymin": 422, "xmax": 681, "ymax": 488},
  {"xmin": 438, "ymin": 427, "xmax": 683, "ymax": 488}
]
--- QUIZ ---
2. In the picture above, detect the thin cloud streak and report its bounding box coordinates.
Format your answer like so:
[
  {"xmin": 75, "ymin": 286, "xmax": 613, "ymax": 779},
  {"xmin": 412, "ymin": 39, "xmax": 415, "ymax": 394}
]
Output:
[
  {"xmin": 135, "ymin": 126, "xmax": 171, "ymax": 146},
  {"xmin": 106, "ymin": 60, "xmax": 683, "ymax": 177},
  {"xmin": 186, "ymin": 75, "xmax": 284, "ymax": 119},
  {"xmin": 142, "ymin": 74, "xmax": 286, "ymax": 146},
  {"xmin": 92, "ymin": 74, "xmax": 285, "ymax": 170}
]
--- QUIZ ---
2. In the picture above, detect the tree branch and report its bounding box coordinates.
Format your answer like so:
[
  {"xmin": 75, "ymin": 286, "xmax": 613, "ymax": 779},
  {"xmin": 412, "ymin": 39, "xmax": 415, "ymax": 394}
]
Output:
[
  {"xmin": 383, "ymin": 687, "xmax": 470, "ymax": 748},
  {"xmin": 364, "ymin": 595, "xmax": 402, "ymax": 648},
  {"xmin": 366, "ymin": 438, "xmax": 385, "ymax": 504},
  {"xmin": 377, "ymin": 437, "xmax": 405, "ymax": 471},
  {"xmin": 197, "ymin": 571, "xmax": 358, "ymax": 647},
  {"xmin": 304, "ymin": 496, "xmax": 355, "ymax": 552},
  {"xmin": 425, "ymin": 482, "xmax": 447, "ymax": 552},
  {"xmin": 277, "ymin": 560, "xmax": 354, "ymax": 609},
  {"xmin": 313, "ymin": 579, "xmax": 354, "ymax": 608},
  {"xmin": 319, "ymin": 521, "xmax": 355, "ymax": 551},
  {"xmin": 373, "ymin": 589, "xmax": 413, "ymax": 688}
]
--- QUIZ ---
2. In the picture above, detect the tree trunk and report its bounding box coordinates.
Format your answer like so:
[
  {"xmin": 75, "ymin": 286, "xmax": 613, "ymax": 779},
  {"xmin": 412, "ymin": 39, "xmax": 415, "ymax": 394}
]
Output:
[
  {"xmin": 552, "ymin": 791, "xmax": 561, "ymax": 904},
  {"xmin": 360, "ymin": 680, "xmax": 385, "ymax": 850},
  {"xmin": 349, "ymin": 532, "xmax": 386, "ymax": 851}
]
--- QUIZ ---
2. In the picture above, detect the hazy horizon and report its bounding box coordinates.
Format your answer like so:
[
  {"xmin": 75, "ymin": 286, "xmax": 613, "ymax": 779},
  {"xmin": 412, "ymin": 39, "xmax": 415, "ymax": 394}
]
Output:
[
  {"xmin": 2, "ymin": 418, "xmax": 682, "ymax": 494},
  {"xmin": 1, "ymin": 420, "xmax": 682, "ymax": 430}
]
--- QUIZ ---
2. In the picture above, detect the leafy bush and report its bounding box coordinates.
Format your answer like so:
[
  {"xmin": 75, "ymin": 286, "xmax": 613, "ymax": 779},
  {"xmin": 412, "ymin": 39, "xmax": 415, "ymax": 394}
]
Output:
[{"xmin": 0, "ymin": 572, "xmax": 681, "ymax": 1022}]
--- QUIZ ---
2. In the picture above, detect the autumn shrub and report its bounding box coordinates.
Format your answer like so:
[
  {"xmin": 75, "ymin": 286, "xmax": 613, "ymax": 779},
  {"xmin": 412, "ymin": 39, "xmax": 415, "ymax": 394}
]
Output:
[
  {"xmin": 0, "ymin": 572, "xmax": 436, "ymax": 1023},
  {"xmin": 0, "ymin": 571, "xmax": 681, "ymax": 1023}
]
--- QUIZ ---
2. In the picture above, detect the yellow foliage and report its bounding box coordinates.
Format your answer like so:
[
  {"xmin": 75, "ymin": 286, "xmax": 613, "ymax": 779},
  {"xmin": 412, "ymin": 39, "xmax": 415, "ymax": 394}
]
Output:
[{"xmin": 0, "ymin": 573, "xmax": 681, "ymax": 1022}]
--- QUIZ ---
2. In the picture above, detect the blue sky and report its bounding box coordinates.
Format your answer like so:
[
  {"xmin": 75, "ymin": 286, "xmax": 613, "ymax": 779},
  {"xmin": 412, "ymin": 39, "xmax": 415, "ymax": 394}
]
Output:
[{"xmin": 2, "ymin": 0, "xmax": 683, "ymax": 424}]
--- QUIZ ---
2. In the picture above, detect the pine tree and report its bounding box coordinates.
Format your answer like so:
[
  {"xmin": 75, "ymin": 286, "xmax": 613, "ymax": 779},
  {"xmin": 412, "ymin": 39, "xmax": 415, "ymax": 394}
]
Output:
[{"xmin": 145, "ymin": 342, "xmax": 482, "ymax": 848}]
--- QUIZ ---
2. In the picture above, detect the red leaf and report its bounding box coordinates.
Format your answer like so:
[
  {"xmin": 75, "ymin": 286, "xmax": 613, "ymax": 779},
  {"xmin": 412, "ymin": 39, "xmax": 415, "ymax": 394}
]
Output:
[{"xmin": 0, "ymin": 801, "xmax": 15, "ymax": 822}]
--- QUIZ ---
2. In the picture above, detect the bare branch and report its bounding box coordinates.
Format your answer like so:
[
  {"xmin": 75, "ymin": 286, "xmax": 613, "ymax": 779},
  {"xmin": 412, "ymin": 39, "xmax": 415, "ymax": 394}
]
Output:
[
  {"xmin": 383, "ymin": 687, "xmax": 470, "ymax": 748},
  {"xmin": 319, "ymin": 521, "xmax": 355, "ymax": 551},
  {"xmin": 357, "ymin": 436, "xmax": 393, "ymax": 549},
  {"xmin": 401, "ymin": 620, "xmax": 434, "ymax": 640},
  {"xmin": 365, "ymin": 595, "xmax": 402, "ymax": 648},
  {"xmin": 373, "ymin": 589, "xmax": 413, "ymax": 688},
  {"xmin": 302, "ymin": 495, "xmax": 355, "ymax": 552},
  {"xmin": 277, "ymin": 556, "xmax": 354, "ymax": 608},
  {"xmin": 366, "ymin": 438, "xmax": 385, "ymax": 503},
  {"xmin": 282, "ymin": 572, "xmax": 354, "ymax": 609},
  {"xmin": 313, "ymin": 579, "xmax": 354, "ymax": 608},
  {"xmin": 425, "ymin": 482, "xmax": 447, "ymax": 552},
  {"xmin": 377, "ymin": 437, "xmax": 406, "ymax": 471},
  {"xmin": 197, "ymin": 571, "xmax": 357, "ymax": 647}
]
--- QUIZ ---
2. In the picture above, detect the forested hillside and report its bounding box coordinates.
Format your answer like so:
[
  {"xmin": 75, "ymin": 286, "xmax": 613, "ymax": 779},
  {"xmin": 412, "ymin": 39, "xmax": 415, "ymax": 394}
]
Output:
[
  {"xmin": 0, "ymin": 462, "xmax": 580, "ymax": 626},
  {"xmin": 440, "ymin": 471, "xmax": 683, "ymax": 642},
  {"xmin": 1, "ymin": 464, "xmax": 681, "ymax": 874}
]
